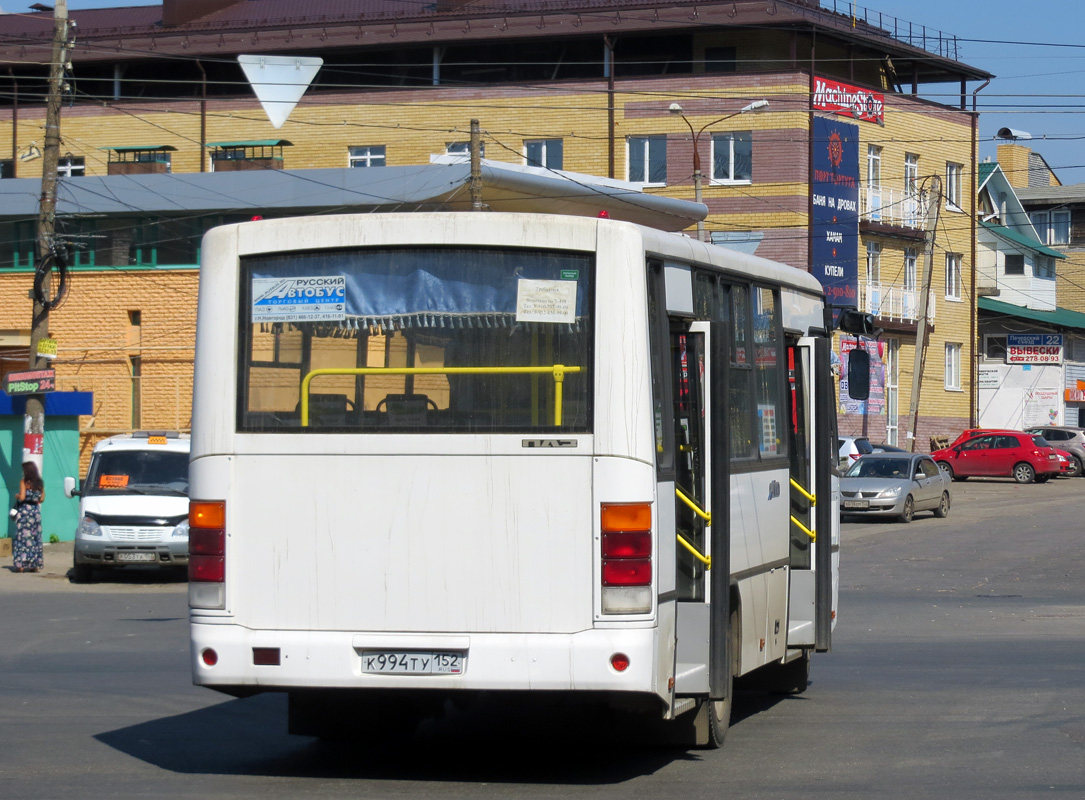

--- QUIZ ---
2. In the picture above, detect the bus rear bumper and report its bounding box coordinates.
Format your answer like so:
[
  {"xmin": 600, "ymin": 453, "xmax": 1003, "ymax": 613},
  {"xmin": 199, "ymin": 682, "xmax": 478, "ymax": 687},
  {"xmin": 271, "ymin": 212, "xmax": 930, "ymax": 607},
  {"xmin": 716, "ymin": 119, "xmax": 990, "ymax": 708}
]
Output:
[{"xmin": 190, "ymin": 623, "xmax": 665, "ymax": 701}]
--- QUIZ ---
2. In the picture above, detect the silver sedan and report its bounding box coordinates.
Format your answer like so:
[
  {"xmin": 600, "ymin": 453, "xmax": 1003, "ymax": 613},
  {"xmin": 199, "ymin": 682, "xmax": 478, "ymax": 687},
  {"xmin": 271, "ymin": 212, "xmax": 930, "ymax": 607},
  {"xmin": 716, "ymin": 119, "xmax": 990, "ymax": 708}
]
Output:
[{"xmin": 840, "ymin": 453, "xmax": 951, "ymax": 523}]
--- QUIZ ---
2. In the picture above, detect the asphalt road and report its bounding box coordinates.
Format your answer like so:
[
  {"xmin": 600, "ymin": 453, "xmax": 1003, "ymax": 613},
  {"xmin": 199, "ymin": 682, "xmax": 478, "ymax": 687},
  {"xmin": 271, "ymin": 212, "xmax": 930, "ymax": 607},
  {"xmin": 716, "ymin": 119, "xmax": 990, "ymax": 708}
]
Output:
[{"xmin": 1, "ymin": 475, "xmax": 1083, "ymax": 799}]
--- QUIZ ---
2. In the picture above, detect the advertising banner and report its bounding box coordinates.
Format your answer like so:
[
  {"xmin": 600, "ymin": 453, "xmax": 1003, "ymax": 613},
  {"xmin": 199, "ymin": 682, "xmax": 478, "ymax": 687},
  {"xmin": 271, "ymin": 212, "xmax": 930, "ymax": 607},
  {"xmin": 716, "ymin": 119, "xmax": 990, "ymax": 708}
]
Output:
[
  {"xmin": 839, "ymin": 337, "xmax": 885, "ymax": 415},
  {"xmin": 813, "ymin": 76, "xmax": 885, "ymax": 125},
  {"xmin": 812, "ymin": 117, "xmax": 860, "ymax": 308},
  {"xmin": 1006, "ymin": 333, "xmax": 1063, "ymax": 364}
]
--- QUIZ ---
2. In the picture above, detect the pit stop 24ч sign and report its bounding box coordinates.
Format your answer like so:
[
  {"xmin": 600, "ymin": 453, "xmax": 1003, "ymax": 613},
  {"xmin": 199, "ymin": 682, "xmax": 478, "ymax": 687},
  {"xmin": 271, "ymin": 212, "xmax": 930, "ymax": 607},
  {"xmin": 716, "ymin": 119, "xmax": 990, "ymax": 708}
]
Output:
[{"xmin": 1006, "ymin": 334, "xmax": 1063, "ymax": 364}]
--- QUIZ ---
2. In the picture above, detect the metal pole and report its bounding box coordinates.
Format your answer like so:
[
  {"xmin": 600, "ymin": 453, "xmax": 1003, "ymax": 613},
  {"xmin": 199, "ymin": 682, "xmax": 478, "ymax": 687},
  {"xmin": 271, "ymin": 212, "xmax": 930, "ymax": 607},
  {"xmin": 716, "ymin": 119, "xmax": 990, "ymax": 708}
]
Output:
[
  {"xmin": 469, "ymin": 118, "xmax": 483, "ymax": 211},
  {"xmin": 25, "ymin": 0, "xmax": 68, "ymax": 472}
]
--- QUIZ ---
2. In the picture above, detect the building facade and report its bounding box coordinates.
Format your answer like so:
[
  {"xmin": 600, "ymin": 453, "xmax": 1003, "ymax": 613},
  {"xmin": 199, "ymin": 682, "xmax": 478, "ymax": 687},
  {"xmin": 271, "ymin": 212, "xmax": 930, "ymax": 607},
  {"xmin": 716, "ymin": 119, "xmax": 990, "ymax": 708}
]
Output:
[{"xmin": 0, "ymin": 0, "xmax": 991, "ymax": 476}]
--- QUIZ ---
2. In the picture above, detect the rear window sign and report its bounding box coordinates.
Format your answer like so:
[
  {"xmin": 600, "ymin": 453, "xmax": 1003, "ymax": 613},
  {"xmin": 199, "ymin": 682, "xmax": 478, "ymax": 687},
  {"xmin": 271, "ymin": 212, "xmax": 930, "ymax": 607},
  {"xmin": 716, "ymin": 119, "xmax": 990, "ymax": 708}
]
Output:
[
  {"xmin": 516, "ymin": 279, "xmax": 576, "ymax": 324},
  {"xmin": 252, "ymin": 276, "xmax": 346, "ymax": 323}
]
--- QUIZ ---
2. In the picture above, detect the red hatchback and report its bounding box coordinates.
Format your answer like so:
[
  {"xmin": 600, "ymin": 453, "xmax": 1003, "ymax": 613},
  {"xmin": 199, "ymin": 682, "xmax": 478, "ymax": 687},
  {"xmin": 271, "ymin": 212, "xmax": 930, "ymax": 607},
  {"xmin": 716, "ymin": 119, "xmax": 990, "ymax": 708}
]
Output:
[{"xmin": 932, "ymin": 432, "xmax": 1061, "ymax": 484}]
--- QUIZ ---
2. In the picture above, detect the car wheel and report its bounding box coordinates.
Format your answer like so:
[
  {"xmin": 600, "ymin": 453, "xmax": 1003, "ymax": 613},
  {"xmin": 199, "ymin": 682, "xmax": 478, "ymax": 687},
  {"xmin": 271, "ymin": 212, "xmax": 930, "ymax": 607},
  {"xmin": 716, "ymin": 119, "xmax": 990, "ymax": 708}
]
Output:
[
  {"xmin": 899, "ymin": 495, "xmax": 915, "ymax": 523},
  {"xmin": 934, "ymin": 491, "xmax": 950, "ymax": 518},
  {"xmin": 702, "ymin": 607, "xmax": 738, "ymax": 749},
  {"xmin": 1013, "ymin": 462, "xmax": 1035, "ymax": 484},
  {"xmin": 1072, "ymin": 457, "xmax": 1084, "ymax": 477},
  {"xmin": 70, "ymin": 558, "xmax": 93, "ymax": 584},
  {"xmin": 937, "ymin": 462, "xmax": 954, "ymax": 481}
]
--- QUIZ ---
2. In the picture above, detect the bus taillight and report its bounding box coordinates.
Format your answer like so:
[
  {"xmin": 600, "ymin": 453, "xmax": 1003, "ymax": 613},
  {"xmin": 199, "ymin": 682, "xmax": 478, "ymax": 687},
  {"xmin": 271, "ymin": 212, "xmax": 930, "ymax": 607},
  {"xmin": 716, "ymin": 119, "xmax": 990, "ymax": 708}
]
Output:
[
  {"xmin": 189, "ymin": 501, "xmax": 226, "ymax": 610},
  {"xmin": 600, "ymin": 503, "xmax": 653, "ymax": 614}
]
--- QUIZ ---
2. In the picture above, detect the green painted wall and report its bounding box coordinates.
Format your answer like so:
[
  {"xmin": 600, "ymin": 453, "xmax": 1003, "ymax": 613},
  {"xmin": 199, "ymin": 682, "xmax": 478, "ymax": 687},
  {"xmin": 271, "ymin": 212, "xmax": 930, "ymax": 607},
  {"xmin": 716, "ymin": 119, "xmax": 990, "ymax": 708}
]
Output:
[{"xmin": 1, "ymin": 418, "xmax": 82, "ymax": 543}]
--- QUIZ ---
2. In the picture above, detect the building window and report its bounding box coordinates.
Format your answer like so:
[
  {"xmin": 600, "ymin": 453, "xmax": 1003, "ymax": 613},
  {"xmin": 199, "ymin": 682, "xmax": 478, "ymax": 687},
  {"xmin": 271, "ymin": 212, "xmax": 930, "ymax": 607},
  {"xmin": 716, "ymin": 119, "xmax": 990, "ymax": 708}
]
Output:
[
  {"xmin": 865, "ymin": 241, "xmax": 881, "ymax": 284},
  {"xmin": 904, "ymin": 153, "xmax": 919, "ymax": 196},
  {"xmin": 985, "ymin": 335, "xmax": 1007, "ymax": 361},
  {"xmin": 1004, "ymin": 253, "xmax": 1025, "ymax": 276},
  {"xmin": 446, "ymin": 141, "xmax": 484, "ymax": 157},
  {"xmin": 945, "ymin": 343, "xmax": 962, "ymax": 390},
  {"xmin": 1032, "ymin": 210, "xmax": 1071, "ymax": 246},
  {"xmin": 58, "ymin": 156, "xmax": 85, "ymax": 178},
  {"xmin": 1036, "ymin": 257, "xmax": 1055, "ymax": 279},
  {"xmin": 867, "ymin": 145, "xmax": 881, "ymax": 188},
  {"xmin": 710, "ymin": 131, "xmax": 752, "ymax": 183},
  {"xmin": 628, "ymin": 135, "xmax": 667, "ymax": 185},
  {"xmin": 524, "ymin": 139, "xmax": 563, "ymax": 170},
  {"xmin": 946, "ymin": 162, "xmax": 963, "ymax": 209},
  {"xmin": 904, "ymin": 247, "xmax": 917, "ymax": 291},
  {"xmin": 0, "ymin": 160, "xmax": 14, "ymax": 179},
  {"xmin": 348, "ymin": 145, "xmax": 386, "ymax": 168},
  {"xmin": 945, "ymin": 253, "xmax": 962, "ymax": 300}
]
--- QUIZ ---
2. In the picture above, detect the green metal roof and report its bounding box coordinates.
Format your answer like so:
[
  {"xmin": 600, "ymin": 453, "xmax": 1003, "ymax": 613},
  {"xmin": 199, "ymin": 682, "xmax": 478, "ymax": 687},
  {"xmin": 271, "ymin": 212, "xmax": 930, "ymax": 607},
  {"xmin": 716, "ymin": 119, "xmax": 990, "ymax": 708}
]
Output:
[
  {"xmin": 205, "ymin": 140, "xmax": 293, "ymax": 148},
  {"xmin": 978, "ymin": 220, "xmax": 1066, "ymax": 260},
  {"xmin": 977, "ymin": 162, "xmax": 998, "ymax": 183},
  {"xmin": 99, "ymin": 144, "xmax": 177, "ymax": 152},
  {"xmin": 978, "ymin": 297, "xmax": 1085, "ymax": 332}
]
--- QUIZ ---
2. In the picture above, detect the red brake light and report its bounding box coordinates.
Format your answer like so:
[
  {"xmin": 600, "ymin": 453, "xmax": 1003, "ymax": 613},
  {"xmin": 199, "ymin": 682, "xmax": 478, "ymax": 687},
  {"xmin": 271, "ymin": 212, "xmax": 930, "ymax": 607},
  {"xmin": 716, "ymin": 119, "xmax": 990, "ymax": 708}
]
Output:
[
  {"xmin": 190, "ymin": 555, "xmax": 225, "ymax": 582},
  {"xmin": 603, "ymin": 559, "xmax": 652, "ymax": 586},
  {"xmin": 189, "ymin": 528, "xmax": 224, "ymax": 556},
  {"xmin": 602, "ymin": 531, "xmax": 651, "ymax": 558}
]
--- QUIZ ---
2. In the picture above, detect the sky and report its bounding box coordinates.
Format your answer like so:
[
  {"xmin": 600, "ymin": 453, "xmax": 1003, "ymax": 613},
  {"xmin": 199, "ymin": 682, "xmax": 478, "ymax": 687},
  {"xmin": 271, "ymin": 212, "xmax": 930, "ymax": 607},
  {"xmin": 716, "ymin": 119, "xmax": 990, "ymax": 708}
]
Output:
[{"xmin": 17, "ymin": 0, "xmax": 1085, "ymax": 184}]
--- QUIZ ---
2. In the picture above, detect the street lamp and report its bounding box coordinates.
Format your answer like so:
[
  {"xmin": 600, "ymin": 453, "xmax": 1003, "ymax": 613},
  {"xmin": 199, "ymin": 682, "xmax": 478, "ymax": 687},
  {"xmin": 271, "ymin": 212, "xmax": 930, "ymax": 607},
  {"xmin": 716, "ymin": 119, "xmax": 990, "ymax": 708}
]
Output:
[{"xmin": 669, "ymin": 99, "xmax": 769, "ymax": 242}]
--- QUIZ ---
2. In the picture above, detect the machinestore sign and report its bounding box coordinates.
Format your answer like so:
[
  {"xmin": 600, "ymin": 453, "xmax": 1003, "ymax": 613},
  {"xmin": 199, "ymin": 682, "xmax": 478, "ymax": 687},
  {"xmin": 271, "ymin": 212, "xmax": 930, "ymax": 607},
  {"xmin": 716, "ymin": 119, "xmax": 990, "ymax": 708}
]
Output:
[
  {"xmin": 4, "ymin": 368, "xmax": 56, "ymax": 395},
  {"xmin": 813, "ymin": 76, "xmax": 885, "ymax": 125},
  {"xmin": 1006, "ymin": 333, "xmax": 1063, "ymax": 364},
  {"xmin": 811, "ymin": 116, "xmax": 860, "ymax": 307}
]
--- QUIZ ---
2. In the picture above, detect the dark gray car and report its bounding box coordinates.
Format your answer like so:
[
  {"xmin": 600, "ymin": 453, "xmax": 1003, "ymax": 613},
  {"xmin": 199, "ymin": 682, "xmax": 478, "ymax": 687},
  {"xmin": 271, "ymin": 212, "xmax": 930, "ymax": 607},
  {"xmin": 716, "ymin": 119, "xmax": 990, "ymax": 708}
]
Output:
[{"xmin": 1025, "ymin": 426, "xmax": 1085, "ymax": 476}]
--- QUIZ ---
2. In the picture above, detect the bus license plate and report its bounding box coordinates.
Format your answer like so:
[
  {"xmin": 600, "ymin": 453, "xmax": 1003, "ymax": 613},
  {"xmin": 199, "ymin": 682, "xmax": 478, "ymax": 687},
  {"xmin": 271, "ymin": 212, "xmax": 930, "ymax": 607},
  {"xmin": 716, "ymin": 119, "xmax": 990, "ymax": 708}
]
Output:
[
  {"xmin": 361, "ymin": 651, "xmax": 463, "ymax": 675},
  {"xmin": 117, "ymin": 551, "xmax": 156, "ymax": 562},
  {"xmin": 842, "ymin": 499, "xmax": 869, "ymax": 509}
]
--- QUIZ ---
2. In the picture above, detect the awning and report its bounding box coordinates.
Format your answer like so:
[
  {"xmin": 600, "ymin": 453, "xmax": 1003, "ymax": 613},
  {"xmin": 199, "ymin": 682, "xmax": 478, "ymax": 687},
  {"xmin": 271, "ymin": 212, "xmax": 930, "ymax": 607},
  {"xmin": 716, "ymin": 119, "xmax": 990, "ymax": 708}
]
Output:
[
  {"xmin": 978, "ymin": 297, "xmax": 1085, "ymax": 332},
  {"xmin": 205, "ymin": 139, "xmax": 293, "ymax": 148},
  {"xmin": 99, "ymin": 145, "xmax": 177, "ymax": 152}
]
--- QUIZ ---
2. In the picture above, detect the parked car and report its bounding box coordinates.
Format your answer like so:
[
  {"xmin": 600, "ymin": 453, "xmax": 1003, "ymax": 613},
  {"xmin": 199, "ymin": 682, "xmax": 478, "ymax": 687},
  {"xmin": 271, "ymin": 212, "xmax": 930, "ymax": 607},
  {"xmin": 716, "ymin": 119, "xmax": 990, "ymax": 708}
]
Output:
[
  {"xmin": 948, "ymin": 428, "xmax": 1019, "ymax": 448},
  {"xmin": 838, "ymin": 435, "xmax": 874, "ymax": 469},
  {"xmin": 64, "ymin": 431, "xmax": 191, "ymax": 582},
  {"xmin": 1025, "ymin": 426, "xmax": 1085, "ymax": 476},
  {"xmin": 931, "ymin": 431, "xmax": 1061, "ymax": 484},
  {"xmin": 1054, "ymin": 449, "xmax": 1075, "ymax": 476},
  {"xmin": 872, "ymin": 443, "xmax": 908, "ymax": 453},
  {"xmin": 840, "ymin": 453, "xmax": 951, "ymax": 523}
]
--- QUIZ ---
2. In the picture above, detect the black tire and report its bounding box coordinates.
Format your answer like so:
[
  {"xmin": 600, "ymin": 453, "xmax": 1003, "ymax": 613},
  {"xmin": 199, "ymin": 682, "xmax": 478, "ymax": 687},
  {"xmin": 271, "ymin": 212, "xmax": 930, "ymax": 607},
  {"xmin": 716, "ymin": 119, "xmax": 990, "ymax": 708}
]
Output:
[
  {"xmin": 71, "ymin": 558, "xmax": 93, "ymax": 584},
  {"xmin": 937, "ymin": 461, "xmax": 954, "ymax": 481},
  {"xmin": 761, "ymin": 651, "xmax": 811, "ymax": 695},
  {"xmin": 1013, "ymin": 462, "xmax": 1035, "ymax": 484},
  {"xmin": 1074, "ymin": 457, "xmax": 1084, "ymax": 477},
  {"xmin": 704, "ymin": 608, "xmax": 739, "ymax": 749},
  {"xmin": 899, "ymin": 495, "xmax": 915, "ymax": 523},
  {"xmin": 934, "ymin": 491, "xmax": 950, "ymax": 518}
]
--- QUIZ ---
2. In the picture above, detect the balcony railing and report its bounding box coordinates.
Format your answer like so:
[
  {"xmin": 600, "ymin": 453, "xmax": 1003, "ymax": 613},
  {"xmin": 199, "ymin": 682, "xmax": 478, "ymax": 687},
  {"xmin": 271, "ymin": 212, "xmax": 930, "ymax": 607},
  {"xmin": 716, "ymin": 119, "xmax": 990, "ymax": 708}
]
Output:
[
  {"xmin": 858, "ymin": 279, "xmax": 935, "ymax": 323},
  {"xmin": 860, "ymin": 187, "xmax": 927, "ymax": 230}
]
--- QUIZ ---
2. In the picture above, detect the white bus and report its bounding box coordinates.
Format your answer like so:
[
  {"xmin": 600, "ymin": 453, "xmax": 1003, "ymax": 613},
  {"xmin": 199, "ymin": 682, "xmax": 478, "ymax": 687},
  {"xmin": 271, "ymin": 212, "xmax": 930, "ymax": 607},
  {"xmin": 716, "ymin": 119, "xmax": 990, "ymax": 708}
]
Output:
[{"xmin": 188, "ymin": 212, "xmax": 840, "ymax": 747}]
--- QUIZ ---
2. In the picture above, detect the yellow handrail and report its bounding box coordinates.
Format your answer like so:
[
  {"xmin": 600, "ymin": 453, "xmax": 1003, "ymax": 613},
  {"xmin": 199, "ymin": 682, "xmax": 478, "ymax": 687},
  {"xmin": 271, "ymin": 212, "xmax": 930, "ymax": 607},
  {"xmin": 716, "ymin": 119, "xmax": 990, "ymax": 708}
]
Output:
[
  {"xmin": 790, "ymin": 515, "xmax": 816, "ymax": 542},
  {"xmin": 300, "ymin": 364, "xmax": 581, "ymax": 427},
  {"xmin": 676, "ymin": 533, "xmax": 711, "ymax": 569},
  {"xmin": 790, "ymin": 477, "xmax": 816, "ymax": 505},
  {"xmin": 675, "ymin": 487, "xmax": 711, "ymax": 525}
]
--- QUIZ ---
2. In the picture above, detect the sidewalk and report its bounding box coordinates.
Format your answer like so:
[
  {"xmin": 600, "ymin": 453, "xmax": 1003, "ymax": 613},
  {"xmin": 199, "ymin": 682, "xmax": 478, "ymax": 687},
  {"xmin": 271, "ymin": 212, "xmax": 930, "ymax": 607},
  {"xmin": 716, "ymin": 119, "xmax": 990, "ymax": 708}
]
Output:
[{"xmin": 0, "ymin": 540, "xmax": 186, "ymax": 593}]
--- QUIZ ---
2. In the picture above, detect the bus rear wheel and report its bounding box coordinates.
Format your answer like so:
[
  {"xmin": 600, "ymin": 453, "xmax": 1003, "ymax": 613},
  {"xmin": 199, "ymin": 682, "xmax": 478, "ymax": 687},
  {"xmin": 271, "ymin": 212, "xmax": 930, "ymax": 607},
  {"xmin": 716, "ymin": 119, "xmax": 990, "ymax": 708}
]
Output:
[{"xmin": 704, "ymin": 608, "xmax": 739, "ymax": 748}]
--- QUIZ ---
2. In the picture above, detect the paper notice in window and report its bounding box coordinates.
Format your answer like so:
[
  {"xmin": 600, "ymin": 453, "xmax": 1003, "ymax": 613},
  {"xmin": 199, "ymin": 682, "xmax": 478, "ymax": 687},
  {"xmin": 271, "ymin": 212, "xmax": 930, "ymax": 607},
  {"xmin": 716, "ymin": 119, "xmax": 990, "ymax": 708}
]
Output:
[{"xmin": 516, "ymin": 279, "xmax": 576, "ymax": 324}]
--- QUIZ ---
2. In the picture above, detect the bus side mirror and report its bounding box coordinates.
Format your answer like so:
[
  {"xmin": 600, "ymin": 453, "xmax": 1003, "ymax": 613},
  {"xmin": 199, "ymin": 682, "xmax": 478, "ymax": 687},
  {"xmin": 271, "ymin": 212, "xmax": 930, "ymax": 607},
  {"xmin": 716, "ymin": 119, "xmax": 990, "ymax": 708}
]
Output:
[{"xmin": 847, "ymin": 348, "xmax": 871, "ymax": 400}]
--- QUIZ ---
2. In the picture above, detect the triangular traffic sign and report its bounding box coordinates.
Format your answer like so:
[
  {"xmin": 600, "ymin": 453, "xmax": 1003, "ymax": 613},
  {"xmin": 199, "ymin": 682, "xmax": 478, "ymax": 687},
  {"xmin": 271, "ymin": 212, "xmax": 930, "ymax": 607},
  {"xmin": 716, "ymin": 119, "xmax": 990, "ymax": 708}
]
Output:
[{"xmin": 238, "ymin": 55, "xmax": 323, "ymax": 129}]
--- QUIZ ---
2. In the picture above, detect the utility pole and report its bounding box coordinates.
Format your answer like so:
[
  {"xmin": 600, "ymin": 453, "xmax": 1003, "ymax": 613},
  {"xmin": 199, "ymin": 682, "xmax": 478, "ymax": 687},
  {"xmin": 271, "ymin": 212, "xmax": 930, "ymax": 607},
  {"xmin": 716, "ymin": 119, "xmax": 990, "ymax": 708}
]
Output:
[
  {"xmin": 907, "ymin": 176, "xmax": 942, "ymax": 453},
  {"xmin": 24, "ymin": 0, "xmax": 69, "ymax": 470},
  {"xmin": 469, "ymin": 118, "xmax": 483, "ymax": 211}
]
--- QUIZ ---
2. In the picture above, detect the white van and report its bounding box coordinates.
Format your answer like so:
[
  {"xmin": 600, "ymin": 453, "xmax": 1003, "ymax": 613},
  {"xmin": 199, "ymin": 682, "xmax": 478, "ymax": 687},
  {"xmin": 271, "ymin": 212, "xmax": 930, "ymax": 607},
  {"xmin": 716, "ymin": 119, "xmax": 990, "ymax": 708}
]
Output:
[{"xmin": 64, "ymin": 432, "xmax": 190, "ymax": 582}]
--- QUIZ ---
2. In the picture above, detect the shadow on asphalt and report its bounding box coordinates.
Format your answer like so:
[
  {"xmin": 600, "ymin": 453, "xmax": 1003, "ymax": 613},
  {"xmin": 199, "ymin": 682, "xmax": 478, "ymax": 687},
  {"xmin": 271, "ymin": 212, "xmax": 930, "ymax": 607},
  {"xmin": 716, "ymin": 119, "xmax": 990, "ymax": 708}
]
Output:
[
  {"xmin": 66, "ymin": 566, "xmax": 189, "ymax": 585},
  {"xmin": 95, "ymin": 688, "xmax": 796, "ymax": 782}
]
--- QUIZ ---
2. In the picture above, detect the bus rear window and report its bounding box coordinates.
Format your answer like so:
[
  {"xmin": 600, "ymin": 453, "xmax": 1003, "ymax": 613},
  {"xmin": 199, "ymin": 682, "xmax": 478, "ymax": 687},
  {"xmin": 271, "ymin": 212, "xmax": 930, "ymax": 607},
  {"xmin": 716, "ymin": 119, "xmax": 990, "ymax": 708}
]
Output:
[{"xmin": 238, "ymin": 246, "xmax": 593, "ymax": 434}]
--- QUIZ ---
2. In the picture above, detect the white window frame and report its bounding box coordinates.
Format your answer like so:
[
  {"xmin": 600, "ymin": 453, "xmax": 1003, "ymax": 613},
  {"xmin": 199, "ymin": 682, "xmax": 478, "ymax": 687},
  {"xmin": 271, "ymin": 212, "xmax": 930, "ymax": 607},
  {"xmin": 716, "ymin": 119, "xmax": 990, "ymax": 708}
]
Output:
[
  {"xmin": 709, "ymin": 131, "xmax": 752, "ymax": 185},
  {"xmin": 524, "ymin": 138, "xmax": 563, "ymax": 170},
  {"xmin": 57, "ymin": 156, "xmax": 85, "ymax": 178},
  {"xmin": 446, "ymin": 141, "xmax": 484, "ymax": 157},
  {"xmin": 904, "ymin": 247, "xmax": 917, "ymax": 291},
  {"xmin": 945, "ymin": 343, "xmax": 962, "ymax": 391},
  {"xmin": 867, "ymin": 145, "xmax": 882, "ymax": 189},
  {"xmin": 627, "ymin": 135, "xmax": 667, "ymax": 186},
  {"xmin": 904, "ymin": 153, "xmax": 919, "ymax": 196},
  {"xmin": 865, "ymin": 241, "xmax": 881, "ymax": 284},
  {"xmin": 945, "ymin": 253, "xmax": 962, "ymax": 301},
  {"xmin": 348, "ymin": 145, "xmax": 387, "ymax": 168},
  {"xmin": 946, "ymin": 162, "xmax": 963, "ymax": 210}
]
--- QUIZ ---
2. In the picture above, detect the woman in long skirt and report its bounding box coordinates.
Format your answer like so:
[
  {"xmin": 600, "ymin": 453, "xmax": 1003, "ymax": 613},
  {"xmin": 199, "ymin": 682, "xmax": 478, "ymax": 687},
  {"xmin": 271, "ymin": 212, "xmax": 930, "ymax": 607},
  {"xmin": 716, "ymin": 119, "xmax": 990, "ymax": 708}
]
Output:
[{"xmin": 12, "ymin": 461, "xmax": 44, "ymax": 573}]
